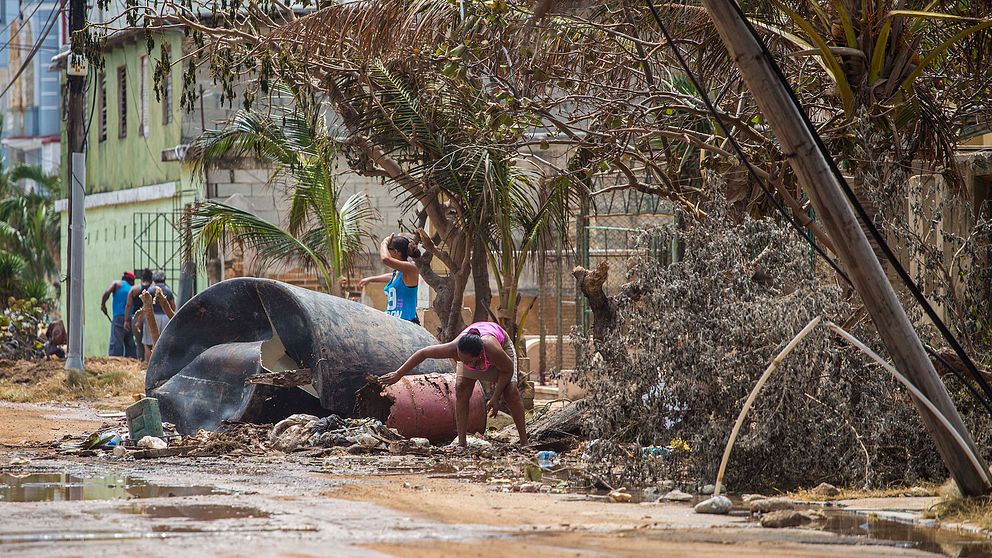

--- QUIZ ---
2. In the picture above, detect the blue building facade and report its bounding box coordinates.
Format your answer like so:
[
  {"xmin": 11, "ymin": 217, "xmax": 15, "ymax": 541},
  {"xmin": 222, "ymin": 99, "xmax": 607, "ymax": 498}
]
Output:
[{"xmin": 0, "ymin": 0, "xmax": 61, "ymax": 175}]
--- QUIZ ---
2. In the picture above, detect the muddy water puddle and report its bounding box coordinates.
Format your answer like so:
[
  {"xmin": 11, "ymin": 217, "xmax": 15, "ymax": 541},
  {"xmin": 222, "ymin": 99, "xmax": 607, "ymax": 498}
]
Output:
[
  {"xmin": 117, "ymin": 503, "xmax": 271, "ymax": 520},
  {"xmin": 818, "ymin": 512, "xmax": 992, "ymax": 557},
  {"xmin": 0, "ymin": 472, "xmax": 224, "ymax": 502}
]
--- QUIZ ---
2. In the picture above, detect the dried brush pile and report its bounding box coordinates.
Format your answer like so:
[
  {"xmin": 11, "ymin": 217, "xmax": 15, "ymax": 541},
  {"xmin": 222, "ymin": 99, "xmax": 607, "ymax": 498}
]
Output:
[{"xmin": 576, "ymin": 206, "xmax": 992, "ymax": 491}]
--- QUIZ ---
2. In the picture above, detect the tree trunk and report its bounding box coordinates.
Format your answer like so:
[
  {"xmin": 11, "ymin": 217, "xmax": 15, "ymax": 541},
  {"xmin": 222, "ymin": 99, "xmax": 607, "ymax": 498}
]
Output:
[
  {"xmin": 471, "ymin": 236, "xmax": 492, "ymax": 323},
  {"xmin": 573, "ymin": 261, "xmax": 615, "ymax": 341}
]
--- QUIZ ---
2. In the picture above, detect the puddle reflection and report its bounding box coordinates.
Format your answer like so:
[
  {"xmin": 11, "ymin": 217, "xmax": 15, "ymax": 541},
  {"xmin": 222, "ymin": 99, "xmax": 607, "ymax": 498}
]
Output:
[{"xmin": 0, "ymin": 473, "xmax": 223, "ymax": 502}]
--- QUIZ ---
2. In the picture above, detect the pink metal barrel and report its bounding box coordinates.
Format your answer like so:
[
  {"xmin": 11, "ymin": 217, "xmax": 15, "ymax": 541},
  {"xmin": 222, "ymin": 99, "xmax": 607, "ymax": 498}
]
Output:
[{"xmin": 356, "ymin": 373, "xmax": 486, "ymax": 443}]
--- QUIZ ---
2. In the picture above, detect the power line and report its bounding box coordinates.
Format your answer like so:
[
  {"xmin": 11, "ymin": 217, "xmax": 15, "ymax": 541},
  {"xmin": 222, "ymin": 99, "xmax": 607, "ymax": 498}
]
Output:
[{"xmin": 0, "ymin": 0, "xmax": 63, "ymax": 100}]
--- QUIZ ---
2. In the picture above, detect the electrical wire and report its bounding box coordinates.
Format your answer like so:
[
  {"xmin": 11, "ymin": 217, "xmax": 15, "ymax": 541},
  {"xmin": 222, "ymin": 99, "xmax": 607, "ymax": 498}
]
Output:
[
  {"xmin": 719, "ymin": 0, "xmax": 992, "ymax": 411},
  {"xmin": 0, "ymin": 0, "xmax": 63, "ymax": 100}
]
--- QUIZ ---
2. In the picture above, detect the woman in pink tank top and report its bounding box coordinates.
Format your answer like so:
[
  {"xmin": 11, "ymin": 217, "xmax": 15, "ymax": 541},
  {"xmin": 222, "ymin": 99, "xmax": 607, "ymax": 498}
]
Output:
[{"xmin": 377, "ymin": 321, "xmax": 528, "ymax": 447}]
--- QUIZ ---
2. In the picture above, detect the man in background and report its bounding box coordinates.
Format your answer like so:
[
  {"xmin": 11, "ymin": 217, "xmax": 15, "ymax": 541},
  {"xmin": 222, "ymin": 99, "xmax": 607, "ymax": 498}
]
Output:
[{"xmin": 100, "ymin": 271, "xmax": 136, "ymax": 358}]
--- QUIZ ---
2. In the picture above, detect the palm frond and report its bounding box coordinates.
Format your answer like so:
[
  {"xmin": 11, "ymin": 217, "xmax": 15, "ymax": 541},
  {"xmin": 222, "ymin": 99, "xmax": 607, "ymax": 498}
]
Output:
[{"xmin": 190, "ymin": 201, "xmax": 334, "ymax": 287}]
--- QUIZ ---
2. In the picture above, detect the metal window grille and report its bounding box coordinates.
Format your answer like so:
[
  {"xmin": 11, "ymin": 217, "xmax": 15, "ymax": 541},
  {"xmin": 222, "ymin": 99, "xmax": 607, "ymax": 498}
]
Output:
[{"xmin": 132, "ymin": 212, "xmax": 186, "ymax": 286}]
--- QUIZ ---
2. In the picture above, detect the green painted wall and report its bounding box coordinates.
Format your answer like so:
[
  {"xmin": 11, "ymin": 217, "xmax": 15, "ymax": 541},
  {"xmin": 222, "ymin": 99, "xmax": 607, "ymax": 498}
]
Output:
[
  {"xmin": 60, "ymin": 196, "xmax": 176, "ymax": 357},
  {"xmin": 85, "ymin": 33, "xmax": 184, "ymax": 193}
]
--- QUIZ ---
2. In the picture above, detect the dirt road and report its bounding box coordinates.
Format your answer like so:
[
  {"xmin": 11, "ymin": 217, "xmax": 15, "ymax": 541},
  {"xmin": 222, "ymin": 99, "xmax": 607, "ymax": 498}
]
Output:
[{"xmin": 0, "ymin": 401, "xmax": 965, "ymax": 557}]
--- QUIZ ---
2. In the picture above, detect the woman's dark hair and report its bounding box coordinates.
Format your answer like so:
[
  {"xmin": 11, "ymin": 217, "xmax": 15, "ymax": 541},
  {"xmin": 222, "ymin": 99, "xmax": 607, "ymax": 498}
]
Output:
[
  {"xmin": 140, "ymin": 268, "xmax": 153, "ymax": 283},
  {"xmin": 457, "ymin": 328, "xmax": 484, "ymax": 356},
  {"xmin": 388, "ymin": 235, "xmax": 422, "ymax": 260}
]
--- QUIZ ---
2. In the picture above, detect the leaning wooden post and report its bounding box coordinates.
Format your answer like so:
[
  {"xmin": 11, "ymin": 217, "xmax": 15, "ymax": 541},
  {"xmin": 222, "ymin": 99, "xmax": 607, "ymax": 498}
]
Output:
[{"xmin": 700, "ymin": 0, "xmax": 990, "ymax": 495}]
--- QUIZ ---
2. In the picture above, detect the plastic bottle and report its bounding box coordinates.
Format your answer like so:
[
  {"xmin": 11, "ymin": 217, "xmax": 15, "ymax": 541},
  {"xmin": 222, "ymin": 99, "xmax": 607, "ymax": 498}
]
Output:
[{"xmin": 535, "ymin": 450, "xmax": 558, "ymax": 468}]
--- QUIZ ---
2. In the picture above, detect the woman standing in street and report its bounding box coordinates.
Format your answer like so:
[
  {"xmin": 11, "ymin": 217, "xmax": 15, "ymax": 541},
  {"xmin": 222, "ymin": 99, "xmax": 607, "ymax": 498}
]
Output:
[{"xmin": 358, "ymin": 234, "xmax": 422, "ymax": 324}]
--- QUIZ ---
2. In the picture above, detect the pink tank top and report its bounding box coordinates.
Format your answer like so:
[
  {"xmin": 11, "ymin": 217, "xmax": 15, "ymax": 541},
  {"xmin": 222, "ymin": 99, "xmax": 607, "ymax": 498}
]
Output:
[{"xmin": 461, "ymin": 321, "xmax": 507, "ymax": 345}]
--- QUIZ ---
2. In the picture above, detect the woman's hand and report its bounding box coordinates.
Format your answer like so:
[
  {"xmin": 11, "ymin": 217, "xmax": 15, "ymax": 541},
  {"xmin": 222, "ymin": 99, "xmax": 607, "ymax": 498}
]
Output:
[
  {"xmin": 377, "ymin": 370, "xmax": 404, "ymax": 386},
  {"xmin": 357, "ymin": 277, "xmax": 369, "ymax": 289},
  {"xmin": 486, "ymin": 397, "xmax": 500, "ymax": 418}
]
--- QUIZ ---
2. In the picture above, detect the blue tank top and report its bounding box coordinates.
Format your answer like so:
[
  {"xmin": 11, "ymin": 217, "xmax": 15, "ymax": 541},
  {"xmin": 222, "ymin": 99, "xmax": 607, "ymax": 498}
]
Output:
[
  {"xmin": 384, "ymin": 271, "xmax": 418, "ymax": 321},
  {"xmin": 112, "ymin": 282, "xmax": 133, "ymax": 318}
]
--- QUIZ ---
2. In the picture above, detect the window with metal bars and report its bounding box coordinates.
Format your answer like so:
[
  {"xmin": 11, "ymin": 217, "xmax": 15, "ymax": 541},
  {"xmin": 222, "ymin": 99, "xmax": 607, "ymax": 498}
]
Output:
[
  {"xmin": 98, "ymin": 71, "xmax": 107, "ymax": 142},
  {"xmin": 117, "ymin": 66, "xmax": 127, "ymax": 138}
]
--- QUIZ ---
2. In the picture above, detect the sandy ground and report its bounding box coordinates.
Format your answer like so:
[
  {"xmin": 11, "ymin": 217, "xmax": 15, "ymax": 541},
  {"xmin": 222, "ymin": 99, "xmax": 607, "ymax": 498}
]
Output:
[
  {"xmin": 0, "ymin": 402, "xmax": 106, "ymax": 445},
  {"xmin": 0, "ymin": 399, "xmax": 971, "ymax": 557},
  {"xmin": 329, "ymin": 473, "xmax": 938, "ymax": 557}
]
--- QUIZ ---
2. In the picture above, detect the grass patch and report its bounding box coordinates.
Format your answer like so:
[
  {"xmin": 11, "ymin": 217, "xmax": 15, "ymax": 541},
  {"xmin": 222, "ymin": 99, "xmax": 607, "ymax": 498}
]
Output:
[
  {"xmin": 923, "ymin": 481, "xmax": 992, "ymax": 529},
  {"xmin": 0, "ymin": 357, "xmax": 145, "ymax": 403},
  {"xmin": 787, "ymin": 483, "xmax": 941, "ymax": 502}
]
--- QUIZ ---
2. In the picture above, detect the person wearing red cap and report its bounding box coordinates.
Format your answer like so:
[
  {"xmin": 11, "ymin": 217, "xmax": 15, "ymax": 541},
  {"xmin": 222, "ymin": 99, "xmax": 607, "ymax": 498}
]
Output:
[{"xmin": 100, "ymin": 271, "xmax": 137, "ymax": 358}]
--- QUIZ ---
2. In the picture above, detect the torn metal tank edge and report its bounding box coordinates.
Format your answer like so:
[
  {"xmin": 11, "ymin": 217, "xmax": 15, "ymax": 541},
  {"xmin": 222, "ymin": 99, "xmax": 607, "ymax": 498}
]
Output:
[
  {"xmin": 354, "ymin": 374, "xmax": 486, "ymax": 443},
  {"xmin": 145, "ymin": 277, "xmax": 452, "ymax": 434}
]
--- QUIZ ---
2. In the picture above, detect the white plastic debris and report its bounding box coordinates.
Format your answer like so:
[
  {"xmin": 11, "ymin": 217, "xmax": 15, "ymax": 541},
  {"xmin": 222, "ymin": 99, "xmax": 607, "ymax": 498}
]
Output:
[{"xmin": 137, "ymin": 436, "xmax": 167, "ymax": 450}]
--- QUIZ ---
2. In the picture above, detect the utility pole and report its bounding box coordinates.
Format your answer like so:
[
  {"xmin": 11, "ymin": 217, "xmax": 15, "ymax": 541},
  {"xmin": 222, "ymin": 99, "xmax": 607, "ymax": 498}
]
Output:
[
  {"xmin": 701, "ymin": 0, "xmax": 991, "ymax": 496},
  {"xmin": 64, "ymin": 0, "xmax": 87, "ymax": 371}
]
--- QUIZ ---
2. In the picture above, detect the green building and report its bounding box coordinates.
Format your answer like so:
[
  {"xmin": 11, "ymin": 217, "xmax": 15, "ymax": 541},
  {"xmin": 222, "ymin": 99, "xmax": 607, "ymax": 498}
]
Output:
[{"xmin": 56, "ymin": 31, "xmax": 210, "ymax": 357}]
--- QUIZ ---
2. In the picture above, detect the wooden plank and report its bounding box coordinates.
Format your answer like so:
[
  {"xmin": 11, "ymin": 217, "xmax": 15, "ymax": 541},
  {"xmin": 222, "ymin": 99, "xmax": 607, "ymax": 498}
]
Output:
[{"xmin": 245, "ymin": 368, "xmax": 314, "ymax": 387}]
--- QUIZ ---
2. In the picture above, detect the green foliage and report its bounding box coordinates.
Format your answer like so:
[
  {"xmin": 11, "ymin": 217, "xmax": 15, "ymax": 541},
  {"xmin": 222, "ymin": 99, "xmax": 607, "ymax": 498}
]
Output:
[
  {"xmin": 0, "ymin": 251, "xmax": 25, "ymax": 300},
  {"xmin": 0, "ymin": 296, "xmax": 48, "ymax": 360},
  {"xmin": 19, "ymin": 278, "xmax": 50, "ymax": 302}
]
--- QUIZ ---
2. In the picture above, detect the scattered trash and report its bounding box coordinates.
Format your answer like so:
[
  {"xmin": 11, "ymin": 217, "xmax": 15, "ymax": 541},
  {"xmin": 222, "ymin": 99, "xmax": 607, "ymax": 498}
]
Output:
[
  {"xmin": 269, "ymin": 414, "xmax": 319, "ymax": 452},
  {"xmin": 660, "ymin": 489, "xmax": 693, "ymax": 502},
  {"xmin": 82, "ymin": 430, "xmax": 121, "ymax": 450},
  {"xmin": 760, "ymin": 509, "xmax": 824, "ymax": 528},
  {"xmin": 137, "ymin": 436, "xmax": 167, "ymax": 450},
  {"xmin": 641, "ymin": 446, "xmax": 671, "ymax": 458},
  {"xmin": 609, "ymin": 489, "xmax": 633, "ymax": 503},
  {"xmin": 536, "ymin": 450, "xmax": 559, "ymax": 469},
  {"xmin": 524, "ymin": 464, "xmax": 543, "ymax": 481},
  {"xmin": 812, "ymin": 482, "xmax": 840, "ymax": 497},
  {"xmin": 179, "ymin": 422, "xmax": 271, "ymax": 457},
  {"xmin": 694, "ymin": 495, "xmax": 732, "ymax": 514}
]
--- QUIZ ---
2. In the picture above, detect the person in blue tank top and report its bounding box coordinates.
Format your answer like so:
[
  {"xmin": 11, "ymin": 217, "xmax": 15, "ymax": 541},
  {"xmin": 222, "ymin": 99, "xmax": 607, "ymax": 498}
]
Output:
[
  {"xmin": 100, "ymin": 271, "xmax": 137, "ymax": 358},
  {"xmin": 358, "ymin": 234, "xmax": 422, "ymax": 325}
]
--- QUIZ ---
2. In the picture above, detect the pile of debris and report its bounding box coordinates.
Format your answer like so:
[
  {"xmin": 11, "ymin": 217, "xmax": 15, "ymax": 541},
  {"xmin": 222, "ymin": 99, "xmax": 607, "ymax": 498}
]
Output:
[
  {"xmin": 265, "ymin": 413, "xmax": 432, "ymax": 454},
  {"xmin": 179, "ymin": 423, "xmax": 272, "ymax": 457}
]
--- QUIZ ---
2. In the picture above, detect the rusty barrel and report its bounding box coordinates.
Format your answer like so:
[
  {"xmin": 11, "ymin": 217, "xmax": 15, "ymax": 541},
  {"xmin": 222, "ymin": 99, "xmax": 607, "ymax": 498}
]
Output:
[{"xmin": 356, "ymin": 374, "xmax": 486, "ymax": 443}]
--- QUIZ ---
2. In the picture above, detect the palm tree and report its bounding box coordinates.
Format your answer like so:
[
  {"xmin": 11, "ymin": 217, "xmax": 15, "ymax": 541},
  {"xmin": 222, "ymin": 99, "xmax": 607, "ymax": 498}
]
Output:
[
  {"xmin": 0, "ymin": 139, "xmax": 61, "ymax": 288},
  {"xmin": 187, "ymin": 84, "xmax": 380, "ymax": 294}
]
